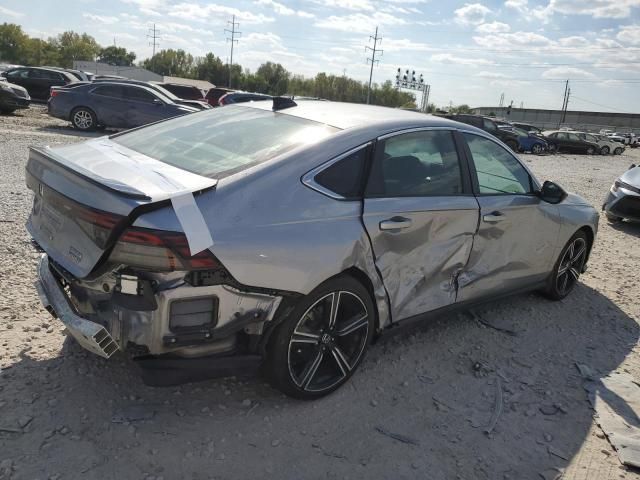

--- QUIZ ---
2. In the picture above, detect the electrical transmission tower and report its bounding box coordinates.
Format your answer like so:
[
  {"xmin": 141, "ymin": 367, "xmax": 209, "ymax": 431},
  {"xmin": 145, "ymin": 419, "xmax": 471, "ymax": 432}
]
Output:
[
  {"xmin": 365, "ymin": 26, "xmax": 383, "ymax": 105},
  {"xmin": 225, "ymin": 15, "xmax": 241, "ymax": 88},
  {"xmin": 147, "ymin": 24, "xmax": 160, "ymax": 70}
]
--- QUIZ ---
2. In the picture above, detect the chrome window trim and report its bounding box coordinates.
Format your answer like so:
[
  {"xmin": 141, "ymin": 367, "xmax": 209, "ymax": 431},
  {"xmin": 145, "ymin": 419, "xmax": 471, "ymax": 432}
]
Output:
[
  {"xmin": 301, "ymin": 142, "xmax": 372, "ymax": 200},
  {"xmin": 377, "ymin": 125, "xmax": 458, "ymax": 140}
]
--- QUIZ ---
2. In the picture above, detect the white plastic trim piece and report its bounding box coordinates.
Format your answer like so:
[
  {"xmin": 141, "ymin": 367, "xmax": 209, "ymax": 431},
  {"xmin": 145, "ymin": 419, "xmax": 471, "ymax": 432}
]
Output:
[{"xmin": 171, "ymin": 192, "xmax": 214, "ymax": 256}]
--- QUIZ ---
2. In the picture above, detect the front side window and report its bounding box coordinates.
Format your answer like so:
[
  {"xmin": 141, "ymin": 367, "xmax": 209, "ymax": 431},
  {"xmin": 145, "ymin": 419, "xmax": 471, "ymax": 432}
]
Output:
[
  {"xmin": 7, "ymin": 69, "xmax": 28, "ymax": 79},
  {"xmin": 464, "ymin": 133, "xmax": 532, "ymax": 194},
  {"xmin": 124, "ymin": 86, "xmax": 157, "ymax": 103},
  {"xmin": 113, "ymin": 106, "xmax": 338, "ymax": 178},
  {"xmin": 568, "ymin": 133, "xmax": 581, "ymax": 142},
  {"xmin": 366, "ymin": 130, "xmax": 463, "ymax": 197},
  {"xmin": 556, "ymin": 132, "xmax": 569, "ymax": 140}
]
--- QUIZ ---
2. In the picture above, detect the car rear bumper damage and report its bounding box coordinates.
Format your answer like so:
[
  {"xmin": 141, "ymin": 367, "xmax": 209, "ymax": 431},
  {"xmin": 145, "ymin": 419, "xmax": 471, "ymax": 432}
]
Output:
[
  {"xmin": 603, "ymin": 190, "xmax": 640, "ymax": 221},
  {"xmin": 35, "ymin": 254, "xmax": 284, "ymax": 382}
]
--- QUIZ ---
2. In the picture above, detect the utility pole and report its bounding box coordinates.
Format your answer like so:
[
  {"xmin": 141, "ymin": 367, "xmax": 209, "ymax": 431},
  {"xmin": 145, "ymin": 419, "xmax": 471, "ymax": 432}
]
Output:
[
  {"xmin": 147, "ymin": 24, "xmax": 160, "ymax": 71},
  {"xmin": 499, "ymin": 92, "xmax": 504, "ymax": 108},
  {"xmin": 559, "ymin": 80, "xmax": 569, "ymax": 127},
  {"xmin": 225, "ymin": 15, "xmax": 241, "ymax": 88},
  {"xmin": 365, "ymin": 26, "xmax": 382, "ymax": 104}
]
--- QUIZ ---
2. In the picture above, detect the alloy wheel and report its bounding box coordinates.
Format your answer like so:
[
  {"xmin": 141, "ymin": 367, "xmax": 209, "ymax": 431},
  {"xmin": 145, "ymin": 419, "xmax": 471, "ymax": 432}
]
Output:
[
  {"xmin": 287, "ymin": 291, "xmax": 369, "ymax": 393},
  {"xmin": 73, "ymin": 110, "xmax": 93, "ymax": 129},
  {"xmin": 601, "ymin": 146, "xmax": 610, "ymax": 155},
  {"xmin": 556, "ymin": 237, "xmax": 587, "ymax": 296},
  {"xmin": 532, "ymin": 143, "xmax": 543, "ymax": 154}
]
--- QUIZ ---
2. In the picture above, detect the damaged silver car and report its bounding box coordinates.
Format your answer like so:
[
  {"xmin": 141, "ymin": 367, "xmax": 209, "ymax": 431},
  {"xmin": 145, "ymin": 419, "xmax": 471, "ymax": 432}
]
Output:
[
  {"xmin": 603, "ymin": 163, "xmax": 640, "ymax": 223},
  {"xmin": 28, "ymin": 99, "xmax": 599, "ymax": 399}
]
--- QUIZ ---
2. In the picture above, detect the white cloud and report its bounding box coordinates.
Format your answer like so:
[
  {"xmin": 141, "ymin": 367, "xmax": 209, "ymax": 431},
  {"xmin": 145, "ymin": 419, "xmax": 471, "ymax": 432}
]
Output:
[
  {"xmin": 534, "ymin": 0, "xmax": 640, "ymax": 19},
  {"xmin": 383, "ymin": 38, "xmax": 431, "ymax": 52},
  {"xmin": 83, "ymin": 13, "xmax": 120, "ymax": 25},
  {"xmin": 254, "ymin": 0, "xmax": 315, "ymax": 17},
  {"xmin": 541, "ymin": 66, "xmax": 596, "ymax": 79},
  {"xmin": 454, "ymin": 3, "xmax": 492, "ymax": 25},
  {"xmin": 505, "ymin": 0, "xmax": 528, "ymax": 12},
  {"xmin": 431, "ymin": 53, "xmax": 493, "ymax": 65},
  {"xmin": 473, "ymin": 31, "xmax": 553, "ymax": 48},
  {"xmin": 476, "ymin": 21, "xmax": 510, "ymax": 33},
  {"xmin": 169, "ymin": 3, "xmax": 275, "ymax": 24},
  {"xmin": 312, "ymin": 0, "xmax": 375, "ymax": 10},
  {"xmin": 0, "ymin": 6, "xmax": 24, "ymax": 17},
  {"xmin": 315, "ymin": 12, "xmax": 406, "ymax": 33},
  {"xmin": 476, "ymin": 71, "xmax": 509, "ymax": 78},
  {"xmin": 617, "ymin": 24, "xmax": 640, "ymax": 44}
]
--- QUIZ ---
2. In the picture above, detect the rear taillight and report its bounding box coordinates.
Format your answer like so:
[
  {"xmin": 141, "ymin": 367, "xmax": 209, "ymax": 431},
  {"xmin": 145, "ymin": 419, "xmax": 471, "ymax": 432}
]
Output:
[
  {"xmin": 109, "ymin": 227, "xmax": 219, "ymax": 271},
  {"xmin": 50, "ymin": 90, "xmax": 59, "ymax": 97}
]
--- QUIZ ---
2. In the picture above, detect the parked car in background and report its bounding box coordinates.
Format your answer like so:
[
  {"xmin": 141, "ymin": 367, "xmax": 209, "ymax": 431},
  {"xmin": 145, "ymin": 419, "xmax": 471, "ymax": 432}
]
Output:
[
  {"xmin": 541, "ymin": 131, "xmax": 601, "ymax": 154},
  {"xmin": 620, "ymin": 133, "xmax": 638, "ymax": 148},
  {"xmin": 48, "ymin": 82, "xmax": 198, "ymax": 130},
  {"xmin": 498, "ymin": 125, "xmax": 548, "ymax": 154},
  {"xmin": 205, "ymin": 87, "xmax": 235, "ymax": 106},
  {"xmin": 43, "ymin": 66, "xmax": 91, "ymax": 82},
  {"xmin": 0, "ymin": 66, "xmax": 76, "ymax": 101},
  {"xmin": 93, "ymin": 74, "xmax": 126, "ymax": 81},
  {"xmin": 576, "ymin": 132, "xmax": 623, "ymax": 155},
  {"xmin": 603, "ymin": 164, "xmax": 640, "ymax": 223},
  {"xmin": 0, "ymin": 77, "xmax": 30, "ymax": 114},
  {"xmin": 512, "ymin": 122, "xmax": 543, "ymax": 135},
  {"xmin": 445, "ymin": 114, "xmax": 520, "ymax": 151},
  {"xmin": 153, "ymin": 82, "xmax": 206, "ymax": 101},
  {"xmin": 0, "ymin": 64, "xmax": 21, "ymax": 72},
  {"xmin": 93, "ymin": 79, "xmax": 211, "ymax": 110},
  {"xmin": 218, "ymin": 91, "xmax": 272, "ymax": 106},
  {"xmin": 606, "ymin": 132, "xmax": 630, "ymax": 146},
  {"xmin": 28, "ymin": 100, "xmax": 598, "ymax": 399}
]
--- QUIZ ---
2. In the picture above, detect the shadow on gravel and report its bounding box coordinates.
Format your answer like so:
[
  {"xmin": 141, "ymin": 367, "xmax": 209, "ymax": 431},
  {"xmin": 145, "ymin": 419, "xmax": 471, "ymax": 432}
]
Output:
[
  {"xmin": 1, "ymin": 283, "xmax": 637, "ymax": 479},
  {"xmin": 34, "ymin": 125, "xmax": 104, "ymax": 138},
  {"xmin": 610, "ymin": 220, "xmax": 640, "ymax": 238}
]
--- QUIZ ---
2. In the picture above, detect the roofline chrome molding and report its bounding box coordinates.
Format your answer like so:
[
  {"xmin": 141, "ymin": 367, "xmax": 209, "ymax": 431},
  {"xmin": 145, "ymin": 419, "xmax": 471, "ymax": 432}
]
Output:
[
  {"xmin": 377, "ymin": 125, "xmax": 461, "ymax": 140},
  {"xmin": 301, "ymin": 142, "xmax": 372, "ymax": 200}
]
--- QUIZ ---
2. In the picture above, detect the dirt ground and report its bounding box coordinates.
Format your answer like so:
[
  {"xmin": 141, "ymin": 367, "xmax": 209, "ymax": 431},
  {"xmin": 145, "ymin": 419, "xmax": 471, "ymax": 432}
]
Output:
[{"xmin": 1, "ymin": 106, "xmax": 639, "ymax": 480}]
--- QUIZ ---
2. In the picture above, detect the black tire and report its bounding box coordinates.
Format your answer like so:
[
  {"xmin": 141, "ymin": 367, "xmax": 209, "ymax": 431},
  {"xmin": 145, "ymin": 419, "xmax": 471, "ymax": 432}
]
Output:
[
  {"xmin": 600, "ymin": 146, "xmax": 610, "ymax": 155},
  {"xmin": 531, "ymin": 143, "xmax": 544, "ymax": 155},
  {"xmin": 506, "ymin": 140, "xmax": 519, "ymax": 152},
  {"xmin": 606, "ymin": 212, "xmax": 622, "ymax": 223},
  {"xmin": 70, "ymin": 107, "xmax": 97, "ymax": 131},
  {"xmin": 543, "ymin": 231, "xmax": 588, "ymax": 301},
  {"xmin": 586, "ymin": 146, "xmax": 595, "ymax": 155},
  {"xmin": 614, "ymin": 147, "xmax": 623, "ymax": 155},
  {"xmin": 548, "ymin": 143, "xmax": 558, "ymax": 154},
  {"xmin": 266, "ymin": 275, "xmax": 375, "ymax": 400},
  {"xmin": 0, "ymin": 107, "xmax": 16, "ymax": 115}
]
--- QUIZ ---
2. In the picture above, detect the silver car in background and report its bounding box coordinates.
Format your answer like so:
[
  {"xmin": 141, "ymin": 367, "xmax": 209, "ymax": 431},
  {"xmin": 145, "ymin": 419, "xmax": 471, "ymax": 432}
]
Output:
[
  {"xmin": 603, "ymin": 164, "xmax": 640, "ymax": 223},
  {"xmin": 28, "ymin": 100, "xmax": 599, "ymax": 399}
]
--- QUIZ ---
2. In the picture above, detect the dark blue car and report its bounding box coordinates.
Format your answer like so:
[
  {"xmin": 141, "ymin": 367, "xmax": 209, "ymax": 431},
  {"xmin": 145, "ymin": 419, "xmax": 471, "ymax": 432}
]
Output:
[{"xmin": 48, "ymin": 82, "xmax": 199, "ymax": 131}]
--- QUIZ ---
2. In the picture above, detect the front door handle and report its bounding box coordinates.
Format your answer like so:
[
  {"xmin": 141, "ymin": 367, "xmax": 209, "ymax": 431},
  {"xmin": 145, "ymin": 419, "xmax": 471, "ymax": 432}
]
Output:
[
  {"xmin": 379, "ymin": 216, "xmax": 412, "ymax": 231},
  {"xmin": 483, "ymin": 211, "xmax": 505, "ymax": 223}
]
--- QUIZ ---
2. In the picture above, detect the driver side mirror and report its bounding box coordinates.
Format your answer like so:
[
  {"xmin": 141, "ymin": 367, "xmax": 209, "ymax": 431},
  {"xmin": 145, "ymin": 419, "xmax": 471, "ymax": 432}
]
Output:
[{"xmin": 538, "ymin": 180, "xmax": 567, "ymax": 204}]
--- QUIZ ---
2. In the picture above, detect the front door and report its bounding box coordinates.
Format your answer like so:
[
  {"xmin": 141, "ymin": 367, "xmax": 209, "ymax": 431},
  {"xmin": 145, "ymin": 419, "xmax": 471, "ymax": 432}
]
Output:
[
  {"xmin": 456, "ymin": 132, "xmax": 561, "ymax": 302},
  {"xmin": 362, "ymin": 129, "xmax": 479, "ymax": 322}
]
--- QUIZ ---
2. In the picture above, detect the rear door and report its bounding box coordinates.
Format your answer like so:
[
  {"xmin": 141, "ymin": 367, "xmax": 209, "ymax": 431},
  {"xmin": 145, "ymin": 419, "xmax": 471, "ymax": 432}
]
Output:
[
  {"xmin": 456, "ymin": 132, "xmax": 561, "ymax": 302},
  {"xmin": 554, "ymin": 132, "xmax": 571, "ymax": 152},
  {"xmin": 5, "ymin": 68, "xmax": 33, "ymax": 97},
  {"xmin": 362, "ymin": 129, "xmax": 479, "ymax": 321},
  {"xmin": 90, "ymin": 85, "xmax": 128, "ymax": 128}
]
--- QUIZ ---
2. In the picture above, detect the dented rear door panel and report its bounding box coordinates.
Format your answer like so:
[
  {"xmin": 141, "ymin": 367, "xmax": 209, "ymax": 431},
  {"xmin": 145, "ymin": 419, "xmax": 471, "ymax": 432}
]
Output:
[{"xmin": 362, "ymin": 196, "xmax": 479, "ymax": 322}]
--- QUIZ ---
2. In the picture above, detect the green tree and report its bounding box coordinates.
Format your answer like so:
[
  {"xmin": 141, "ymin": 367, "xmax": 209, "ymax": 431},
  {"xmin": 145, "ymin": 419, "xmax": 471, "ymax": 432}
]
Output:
[
  {"xmin": 97, "ymin": 46, "xmax": 136, "ymax": 66},
  {"xmin": 0, "ymin": 23, "xmax": 29, "ymax": 63},
  {"xmin": 194, "ymin": 53, "xmax": 226, "ymax": 85},
  {"xmin": 451, "ymin": 104, "xmax": 472, "ymax": 114},
  {"xmin": 49, "ymin": 31, "xmax": 101, "ymax": 68},
  {"xmin": 255, "ymin": 62, "xmax": 289, "ymax": 95},
  {"xmin": 142, "ymin": 49, "xmax": 195, "ymax": 77}
]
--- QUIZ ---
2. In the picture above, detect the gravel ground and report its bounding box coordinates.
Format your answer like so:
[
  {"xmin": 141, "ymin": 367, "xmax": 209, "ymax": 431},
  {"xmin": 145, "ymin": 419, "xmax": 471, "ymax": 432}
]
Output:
[{"xmin": 1, "ymin": 106, "xmax": 639, "ymax": 480}]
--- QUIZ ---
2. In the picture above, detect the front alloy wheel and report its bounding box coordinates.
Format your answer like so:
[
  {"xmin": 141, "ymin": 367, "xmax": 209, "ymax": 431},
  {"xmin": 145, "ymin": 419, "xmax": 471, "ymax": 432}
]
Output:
[
  {"xmin": 71, "ymin": 108, "xmax": 96, "ymax": 131},
  {"xmin": 267, "ymin": 276, "xmax": 374, "ymax": 399},
  {"xmin": 544, "ymin": 231, "xmax": 588, "ymax": 300},
  {"xmin": 532, "ymin": 143, "xmax": 544, "ymax": 154}
]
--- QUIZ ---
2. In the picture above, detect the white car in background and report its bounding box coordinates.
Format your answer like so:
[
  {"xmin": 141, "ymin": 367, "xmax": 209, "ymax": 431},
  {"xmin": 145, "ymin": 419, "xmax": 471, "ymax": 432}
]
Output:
[{"xmin": 577, "ymin": 132, "xmax": 624, "ymax": 155}]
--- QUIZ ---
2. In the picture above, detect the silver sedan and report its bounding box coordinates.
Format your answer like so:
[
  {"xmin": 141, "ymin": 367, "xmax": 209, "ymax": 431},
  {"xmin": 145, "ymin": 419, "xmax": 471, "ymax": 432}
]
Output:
[{"xmin": 27, "ymin": 99, "xmax": 599, "ymax": 399}]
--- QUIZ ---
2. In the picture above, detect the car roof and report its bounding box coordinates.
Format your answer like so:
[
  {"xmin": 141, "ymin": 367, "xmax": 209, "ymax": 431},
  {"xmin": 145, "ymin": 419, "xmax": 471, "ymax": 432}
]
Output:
[{"xmin": 244, "ymin": 99, "xmax": 465, "ymax": 130}]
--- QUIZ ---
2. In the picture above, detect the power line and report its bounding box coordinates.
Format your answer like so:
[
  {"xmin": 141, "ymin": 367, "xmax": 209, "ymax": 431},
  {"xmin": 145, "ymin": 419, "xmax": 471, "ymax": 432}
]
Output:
[
  {"xmin": 225, "ymin": 15, "xmax": 241, "ymax": 88},
  {"xmin": 147, "ymin": 23, "xmax": 160, "ymax": 70},
  {"xmin": 365, "ymin": 26, "xmax": 382, "ymax": 105},
  {"xmin": 570, "ymin": 95, "xmax": 632, "ymax": 113}
]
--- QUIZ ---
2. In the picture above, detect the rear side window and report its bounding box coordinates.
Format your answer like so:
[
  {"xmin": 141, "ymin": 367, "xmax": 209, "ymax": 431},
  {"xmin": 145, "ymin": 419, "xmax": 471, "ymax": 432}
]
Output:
[
  {"xmin": 92, "ymin": 85, "xmax": 123, "ymax": 98},
  {"xmin": 113, "ymin": 106, "xmax": 339, "ymax": 178},
  {"xmin": 313, "ymin": 148, "xmax": 367, "ymax": 199},
  {"xmin": 123, "ymin": 86, "xmax": 157, "ymax": 103},
  {"xmin": 366, "ymin": 130, "xmax": 463, "ymax": 197}
]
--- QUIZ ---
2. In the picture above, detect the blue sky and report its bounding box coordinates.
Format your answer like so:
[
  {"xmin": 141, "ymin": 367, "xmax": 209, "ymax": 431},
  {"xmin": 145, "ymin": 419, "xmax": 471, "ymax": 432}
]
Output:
[{"xmin": 1, "ymin": 0, "xmax": 640, "ymax": 111}]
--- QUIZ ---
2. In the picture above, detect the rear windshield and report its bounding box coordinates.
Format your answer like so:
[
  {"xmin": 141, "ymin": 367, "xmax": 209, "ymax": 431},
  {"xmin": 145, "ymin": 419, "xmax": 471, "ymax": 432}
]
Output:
[{"xmin": 112, "ymin": 106, "xmax": 338, "ymax": 178}]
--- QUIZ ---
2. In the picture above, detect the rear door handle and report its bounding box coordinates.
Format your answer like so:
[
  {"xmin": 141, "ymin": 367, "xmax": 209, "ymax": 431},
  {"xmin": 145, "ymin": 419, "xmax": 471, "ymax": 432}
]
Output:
[
  {"xmin": 483, "ymin": 211, "xmax": 505, "ymax": 223},
  {"xmin": 379, "ymin": 216, "xmax": 412, "ymax": 231}
]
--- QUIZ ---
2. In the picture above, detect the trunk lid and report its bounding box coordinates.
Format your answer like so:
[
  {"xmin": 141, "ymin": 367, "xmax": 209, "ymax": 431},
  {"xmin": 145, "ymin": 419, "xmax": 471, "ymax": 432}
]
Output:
[{"xmin": 26, "ymin": 137, "xmax": 216, "ymax": 278}]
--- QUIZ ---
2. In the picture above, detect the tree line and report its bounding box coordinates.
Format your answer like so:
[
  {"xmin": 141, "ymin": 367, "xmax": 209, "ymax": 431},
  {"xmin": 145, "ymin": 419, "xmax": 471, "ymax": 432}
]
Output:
[{"xmin": 0, "ymin": 23, "xmax": 417, "ymax": 108}]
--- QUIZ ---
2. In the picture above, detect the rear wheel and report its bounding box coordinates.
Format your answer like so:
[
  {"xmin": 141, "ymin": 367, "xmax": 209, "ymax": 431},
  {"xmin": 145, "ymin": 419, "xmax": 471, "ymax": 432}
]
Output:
[
  {"xmin": 71, "ymin": 107, "xmax": 97, "ymax": 131},
  {"xmin": 266, "ymin": 276, "xmax": 374, "ymax": 399},
  {"xmin": 531, "ymin": 143, "xmax": 544, "ymax": 155},
  {"xmin": 614, "ymin": 147, "xmax": 623, "ymax": 155},
  {"xmin": 506, "ymin": 139, "xmax": 519, "ymax": 152},
  {"xmin": 600, "ymin": 146, "xmax": 610, "ymax": 155},
  {"xmin": 543, "ymin": 231, "xmax": 588, "ymax": 300}
]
